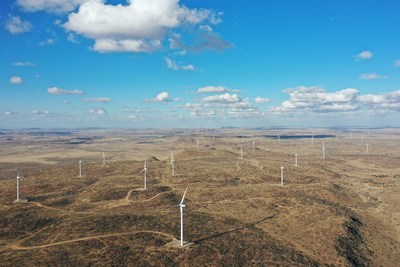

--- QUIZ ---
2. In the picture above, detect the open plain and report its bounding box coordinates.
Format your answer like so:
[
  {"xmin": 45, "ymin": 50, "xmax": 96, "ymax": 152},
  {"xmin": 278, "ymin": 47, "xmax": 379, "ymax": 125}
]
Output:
[{"xmin": 0, "ymin": 128, "xmax": 399, "ymax": 266}]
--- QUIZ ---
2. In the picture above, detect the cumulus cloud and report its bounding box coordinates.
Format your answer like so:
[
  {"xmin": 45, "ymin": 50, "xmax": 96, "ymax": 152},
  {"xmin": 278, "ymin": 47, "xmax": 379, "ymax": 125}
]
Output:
[
  {"xmin": 202, "ymin": 93, "xmax": 240, "ymax": 103},
  {"xmin": 13, "ymin": 61, "xmax": 36, "ymax": 67},
  {"xmin": 83, "ymin": 97, "xmax": 112, "ymax": 103},
  {"xmin": 3, "ymin": 111, "xmax": 15, "ymax": 116},
  {"xmin": 147, "ymin": 91, "xmax": 180, "ymax": 103},
  {"xmin": 32, "ymin": 110, "xmax": 50, "ymax": 115},
  {"xmin": 64, "ymin": 0, "xmax": 221, "ymax": 53},
  {"xmin": 122, "ymin": 108, "xmax": 141, "ymax": 113},
  {"xmin": 274, "ymin": 86, "xmax": 359, "ymax": 112},
  {"xmin": 47, "ymin": 87, "xmax": 84, "ymax": 95},
  {"xmin": 88, "ymin": 107, "xmax": 107, "ymax": 115},
  {"xmin": 355, "ymin": 50, "xmax": 373, "ymax": 61},
  {"xmin": 9, "ymin": 76, "xmax": 23, "ymax": 84},
  {"xmin": 17, "ymin": 0, "xmax": 86, "ymax": 13},
  {"xmin": 394, "ymin": 60, "xmax": 400, "ymax": 67},
  {"xmin": 165, "ymin": 57, "xmax": 195, "ymax": 71},
  {"xmin": 197, "ymin": 85, "xmax": 228, "ymax": 93},
  {"xmin": 255, "ymin": 97, "xmax": 271, "ymax": 103},
  {"xmin": 358, "ymin": 90, "xmax": 400, "ymax": 109},
  {"xmin": 5, "ymin": 15, "xmax": 32, "ymax": 34},
  {"xmin": 359, "ymin": 73, "xmax": 388, "ymax": 80}
]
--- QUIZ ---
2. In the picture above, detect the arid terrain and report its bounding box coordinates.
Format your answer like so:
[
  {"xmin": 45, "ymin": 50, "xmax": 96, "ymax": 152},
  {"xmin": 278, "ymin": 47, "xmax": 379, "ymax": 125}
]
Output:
[{"xmin": 0, "ymin": 128, "xmax": 399, "ymax": 266}]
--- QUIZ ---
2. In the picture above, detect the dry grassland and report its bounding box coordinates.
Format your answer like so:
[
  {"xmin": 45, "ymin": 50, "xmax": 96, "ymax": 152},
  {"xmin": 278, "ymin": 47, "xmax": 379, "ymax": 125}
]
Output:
[{"xmin": 0, "ymin": 128, "xmax": 399, "ymax": 266}]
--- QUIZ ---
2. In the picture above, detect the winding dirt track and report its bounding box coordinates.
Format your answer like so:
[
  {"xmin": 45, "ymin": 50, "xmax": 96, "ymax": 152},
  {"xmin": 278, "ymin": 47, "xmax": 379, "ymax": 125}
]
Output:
[
  {"xmin": 9, "ymin": 230, "xmax": 177, "ymax": 251},
  {"xmin": 8, "ymin": 188, "xmax": 179, "ymax": 251}
]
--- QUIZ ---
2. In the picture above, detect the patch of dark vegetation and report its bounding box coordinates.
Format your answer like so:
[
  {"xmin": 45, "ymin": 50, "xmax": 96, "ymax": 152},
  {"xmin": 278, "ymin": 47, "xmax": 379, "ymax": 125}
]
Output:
[
  {"xmin": 90, "ymin": 188, "xmax": 127, "ymax": 202},
  {"xmin": 336, "ymin": 216, "xmax": 372, "ymax": 267},
  {"xmin": 50, "ymin": 197, "xmax": 74, "ymax": 207}
]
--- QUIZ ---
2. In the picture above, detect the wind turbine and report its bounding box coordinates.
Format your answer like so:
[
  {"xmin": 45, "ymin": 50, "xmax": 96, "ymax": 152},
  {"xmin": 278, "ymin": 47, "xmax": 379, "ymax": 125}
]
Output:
[
  {"xmin": 240, "ymin": 146, "xmax": 243, "ymax": 159},
  {"xmin": 322, "ymin": 142, "xmax": 325, "ymax": 159},
  {"xmin": 196, "ymin": 138, "xmax": 200, "ymax": 150},
  {"xmin": 277, "ymin": 135, "xmax": 281, "ymax": 143},
  {"xmin": 252, "ymin": 141, "xmax": 256, "ymax": 151},
  {"xmin": 280, "ymin": 162, "xmax": 284, "ymax": 186},
  {"xmin": 170, "ymin": 151, "xmax": 175, "ymax": 176},
  {"xmin": 139, "ymin": 159, "xmax": 148, "ymax": 190},
  {"xmin": 102, "ymin": 152, "xmax": 105, "ymax": 167},
  {"xmin": 237, "ymin": 138, "xmax": 240, "ymax": 147},
  {"xmin": 177, "ymin": 186, "xmax": 188, "ymax": 246},
  {"xmin": 366, "ymin": 143, "xmax": 369, "ymax": 153},
  {"xmin": 79, "ymin": 160, "xmax": 82, "ymax": 177},
  {"xmin": 16, "ymin": 169, "xmax": 21, "ymax": 202},
  {"xmin": 294, "ymin": 152, "xmax": 298, "ymax": 166}
]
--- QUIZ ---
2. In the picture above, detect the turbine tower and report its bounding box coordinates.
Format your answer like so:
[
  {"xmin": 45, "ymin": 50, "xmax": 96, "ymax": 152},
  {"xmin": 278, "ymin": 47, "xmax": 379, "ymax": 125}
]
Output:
[
  {"xmin": 277, "ymin": 135, "xmax": 281, "ymax": 143},
  {"xmin": 16, "ymin": 170, "xmax": 21, "ymax": 202},
  {"xmin": 252, "ymin": 141, "xmax": 256, "ymax": 151},
  {"xmin": 170, "ymin": 151, "xmax": 175, "ymax": 176},
  {"xmin": 196, "ymin": 138, "xmax": 200, "ymax": 150},
  {"xmin": 366, "ymin": 143, "xmax": 369, "ymax": 153},
  {"xmin": 79, "ymin": 160, "xmax": 82, "ymax": 177},
  {"xmin": 177, "ymin": 186, "xmax": 188, "ymax": 246},
  {"xmin": 139, "ymin": 159, "xmax": 148, "ymax": 190},
  {"xmin": 280, "ymin": 162, "xmax": 284, "ymax": 186},
  {"xmin": 240, "ymin": 146, "xmax": 243, "ymax": 159},
  {"xmin": 322, "ymin": 142, "xmax": 325, "ymax": 159},
  {"xmin": 295, "ymin": 152, "xmax": 298, "ymax": 167},
  {"xmin": 102, "ymin": 152, "xmax": 105, "ymax": 167}
]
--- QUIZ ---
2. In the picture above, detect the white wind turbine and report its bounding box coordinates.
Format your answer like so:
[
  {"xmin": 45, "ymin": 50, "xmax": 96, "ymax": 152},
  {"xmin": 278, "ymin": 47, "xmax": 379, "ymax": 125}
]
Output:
[
  {"xmin": 366, "ymin": 143, "xmax": 369, "ymax": 153},
  {"xmin": 139, "ymin": 159, "xmax": 148, "ymax": 190},
  {"xmin": 294, "ymin": 152, "xmax": 298, "ymax": 166},
  {"xmin": 240, "ymin": 146, "xmax": 243, "ymax": 159},
  {"xmin": 280, "ymin": 162, "xmax": 284, "ymax": 186},
  {"xmin": 177, "ymin": 186, "xmax": 188, "ymax": 246},
  {"xmin": 79, "ymin": 160, "xmax": 82, "ymax": 177},
  {"xmin": 237, "ymin": 138, "xmax": 240, "ymax": 147},
  {"xmin": 102, "ymin": 152, "xmax": 105, "ymax": 167},
  {"xmin": 252, "ymin": 141, "xmax": 256, "ymax": 151},
  {"xmin": 322, "ymin": 142, "xmax": 326, "ymax": 159},
  {"xmin": 16, "ymin": 169, "xmax": 21, "ymax": 202},
  {"xmin": 196, "ymin": 138, "xmax": 200, "ymax": 150},
  {"xmin": 277, "ymin": 135, "xmax": 281, "ymax": 143},
  {"xmin": 170, "ymin": 151, "xmax": 175, "ymax": 176}
]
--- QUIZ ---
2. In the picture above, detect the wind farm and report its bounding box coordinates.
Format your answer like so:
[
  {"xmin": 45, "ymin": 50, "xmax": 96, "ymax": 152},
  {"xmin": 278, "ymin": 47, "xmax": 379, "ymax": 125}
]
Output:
[{"xmin": 1, "ymin": 127, "xmax": 400, "ymax": 266}]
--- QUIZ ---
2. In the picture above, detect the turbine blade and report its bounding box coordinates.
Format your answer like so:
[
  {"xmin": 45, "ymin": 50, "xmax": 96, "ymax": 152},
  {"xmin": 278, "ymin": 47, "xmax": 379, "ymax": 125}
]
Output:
[
  {"xmin": 139, "ymin": 168, "xmax": 145, "ymax": 174},
  {"xmin": 180, "ymin": 186, "xmax": 188, "ymax": 205}
]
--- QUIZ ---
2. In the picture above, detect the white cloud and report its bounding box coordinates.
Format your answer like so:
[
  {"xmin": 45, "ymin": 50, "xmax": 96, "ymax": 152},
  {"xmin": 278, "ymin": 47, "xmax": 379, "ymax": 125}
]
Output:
[
  {"xmin": 355, "ymin": 50, "xmax": 373, "ymax": 61},
  {"xmin": 83, "ymin": 97, "xmax": 112, "ymax": 103},
  {"xmin": 17, "ymin": 0, "xmax": 86, "ymax": 13},
  {"xmin": 47, "ymin": 87, "xmax": 84, "ymax": 95},
  {"xmin": 32, "ymin": 110, "xmax": 50, "ymax": 115},
  {"xmin": 255, "ymin": 97, "xmax": 271, "ymax": 103},
  {"xmin": 5, "ymin": 16, "xmax": 32, "ymax": 34},
  {"xmin": 3, "ymin": 111, "xmax": 15, "ymax": 116},
  {"xmin": 13, "ymin": 61, "xmax": 36, "ymax": 67},
  {"xmin": 9, "ymin": 76, "xmax": 23, "ymax": 84},
  {"xmin": 359, "ymin": 73, "xmax": 388, "ymax": 80},
  {"xmin": 147, "ymin": 91, "xmax": 180, "ymax": 103},
  {"xmin": 358, "ymin": 90, "xmax": 400, "ymax": 109},
  {"xmin": 394, "ymin": 60, "xmax": 400, "ymax": 67},
  {"xmin": 39, "ymin": 38, "xmax": 55, "ymax": 46},
  {"xmin": 88, "ymin": 107, "xmax": 107, "ymax": 115},
  {"xmin": 165, "ymin": 57, "xmax": 195, "ymax": 71},
  {"xmin": 274, "ymin": 86, "xmax": 359, "ymax": 112},
  {"xmin": 197, "ymin": 85, "xmax": 228, "ymax": 93},
  {"xmin": 64, "ymin": 0, "xmax": 220, "ymax": 53},
  {"xmin": 202, "ymin": 93, "xmax": 240, "ymax": 103}
]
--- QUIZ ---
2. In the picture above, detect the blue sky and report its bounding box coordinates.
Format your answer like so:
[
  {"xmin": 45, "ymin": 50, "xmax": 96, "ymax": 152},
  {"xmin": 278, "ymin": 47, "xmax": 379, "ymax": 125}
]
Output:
[{"xmin": 1, "ymin": 0, "xmax": 400, "ymax": 128}]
